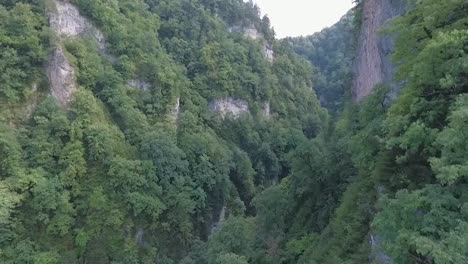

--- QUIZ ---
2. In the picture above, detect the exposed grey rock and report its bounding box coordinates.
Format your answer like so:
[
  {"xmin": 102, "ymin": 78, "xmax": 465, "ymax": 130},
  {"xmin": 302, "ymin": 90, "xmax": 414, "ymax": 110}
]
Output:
[
  {"xmin": 244, "ymin": 26, "xmax": 262, "ymax": 40},
  {"xmin": 210, "ymin": 206, "xmax": 226, "ymax": 234},
  {"xmin": 128, "ymin": 79, "xmax": 151, "ymax": 92},
  {"xmin": 50, "ymin": 0, "xmax": 106, "ymax": 52},
  {"xmin": 261, "ymin": 101, "xmax": 271, "ymax": 118},
  {"xmin": 352, "ymin": 0, "xmax": 406, "ymax": 101},
  {"xmin": 209, "ymin": 98, "xmax": 249, "ymax": 119},
  {"xmin": 166, "ymin": 96, "xmax": 181, "ymax": 123},
  {"xmin": 50, "ymin": 1, "xmax": 88, "ymax": 37},
  {"xmin": 47, "ymin": 0, "xmax": 110, "ymax": 106},
  {"xmin": 47, "ymin": 47, "xmax": 76, "ymax": 106},
  {"xmin": 229, "ymin": 25, "xmax": 274, "ymax": 61},
  {"xmin": 171, "ymin": 97, "xmax": 181, "ymax": 119},
  {"xmin": 228, "ymin": 25, "xmax": 245, "ymax": 34},
  {"xmin": 370, "ymin": 233, "xmax": 393, "ymax": 264},
  {"xmin": 263, "ymin": 45, "xmax": 274, "ymax": 62},
  {"xmin": 135, "ymin": 227, "xmax": 144, "ymax": 246}
]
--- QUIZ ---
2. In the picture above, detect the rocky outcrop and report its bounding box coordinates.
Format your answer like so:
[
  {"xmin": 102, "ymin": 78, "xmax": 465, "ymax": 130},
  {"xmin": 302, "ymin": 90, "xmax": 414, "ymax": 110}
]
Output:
[
  {"xmin": 47, "ymin": 47, "xmax": 76, "ymax": 106},
  {"xmin": 370, "ymin": 233, "xmax": 393, "ymax": 264},
  {"xmin": 209, "ymin": 98, "xmax": 272, "ymax": 119},
  {"xmin": 210, "ymin": 206, "xmax": 226, "ymax": 234},
  {"xmin": 261, "ymin": 101, "xmax": 271, "ymax": 118},
  {"xmin": 352, "ymin": 0, "xmax": 406, "ymax": 101},
  {"xmin": 229, "ymin": 25, "xmax": 274, "ymax": 62},
  {"xmin": 243, "ymin": 26, "xmax": 262, "ymax": 40},
  {"xmin": 47, "ymin": 0, "xmax": 106, "ymax": 106},
  {"xmin": 50, "ymin": 0, "xmax": 105, "ymax": 51},
  {"xmin": 172, "ymin": 97, "xmax": 181, "ymax": 118},
  {"xmin": 135, "ymin": 227, "xmax": 144, "ymax": 246},
  {"xmin": 128, "ymin": 79, "xmax": 150, "ymax": 92},
  {"xmin": 263, "ymin": 45, "xmax": 274, "ymax": 62},
  {"xmin": 167, "ymin": 97, "xmax": 181, "ymax": 123},
  {"xmin": 209, "ymin": 98, "xmax": 249, "ymax": 119}
]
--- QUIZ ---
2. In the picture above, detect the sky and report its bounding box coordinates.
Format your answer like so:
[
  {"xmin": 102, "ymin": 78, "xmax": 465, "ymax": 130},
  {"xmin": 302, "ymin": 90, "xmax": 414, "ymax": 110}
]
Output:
[{"xmin": 250, "ymin": 0, "xmax": 355, "ymax": 38}]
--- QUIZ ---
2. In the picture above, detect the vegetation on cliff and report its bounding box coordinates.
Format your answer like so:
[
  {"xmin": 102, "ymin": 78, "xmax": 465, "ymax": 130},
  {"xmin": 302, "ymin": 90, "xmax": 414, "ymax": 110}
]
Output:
[
  {"xmin": 0, "ymin": 0, "xmax": 324, "ymax": 263},
  {"xmin": 285, "ymin": 10, "xmax": 356, "ymax": 112},
  {"xmin": 1, "ymin": 0, "xmax": 468, "ymax": 263}
]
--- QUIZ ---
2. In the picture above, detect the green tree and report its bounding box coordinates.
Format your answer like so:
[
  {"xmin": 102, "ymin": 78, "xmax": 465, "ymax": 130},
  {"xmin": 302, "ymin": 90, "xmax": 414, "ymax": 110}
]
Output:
[{"xmin": 207, "ymin": 216, "xmax": 255, "ymax": 264}]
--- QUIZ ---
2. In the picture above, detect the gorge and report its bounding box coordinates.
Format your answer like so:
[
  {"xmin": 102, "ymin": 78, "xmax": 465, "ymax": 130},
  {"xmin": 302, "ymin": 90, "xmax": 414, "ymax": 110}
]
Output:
[{"xmin": 1, "ymin": 0, "xmax": 467, "ymax": 263}]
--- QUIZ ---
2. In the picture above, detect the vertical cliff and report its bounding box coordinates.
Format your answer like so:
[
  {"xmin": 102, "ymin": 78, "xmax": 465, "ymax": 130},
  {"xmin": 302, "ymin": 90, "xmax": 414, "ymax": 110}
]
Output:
[
  {"xmin": 353, "ymin": 1, "xmax": 406, "ymax": 263},
  {"xmin": 352, "ymin": 0, "xmax": 405, "ymax": 101},
  {"xmin": 47, "ymin": 0, "xmax": 105, "ymax": 106}
]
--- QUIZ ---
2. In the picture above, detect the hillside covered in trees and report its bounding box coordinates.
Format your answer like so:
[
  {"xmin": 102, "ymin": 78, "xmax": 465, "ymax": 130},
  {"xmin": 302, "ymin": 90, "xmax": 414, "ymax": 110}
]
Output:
[
  {"xmin": 1, "ymin": 0, "xmax": 468, "ymax": 263},
  {"xmin": 285, "ymin": 10, "xmax": 356, "ymax": 112}
]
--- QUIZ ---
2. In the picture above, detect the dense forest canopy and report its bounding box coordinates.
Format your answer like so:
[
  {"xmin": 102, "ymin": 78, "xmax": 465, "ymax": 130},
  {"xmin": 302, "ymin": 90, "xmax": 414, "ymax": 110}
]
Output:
[{"xmin": 0, "ymin": 0, "xmax": 467, "ymax": 263}]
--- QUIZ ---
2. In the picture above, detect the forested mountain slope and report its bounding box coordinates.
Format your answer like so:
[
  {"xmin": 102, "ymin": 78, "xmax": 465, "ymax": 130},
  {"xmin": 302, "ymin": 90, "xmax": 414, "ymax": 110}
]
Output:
[
  {"xmin": 1, "ymin": 0, "xmax": 468, "ymax": 264},
  {"xmin": 0, "ymin": 0, "xmax": 325, "ymax": 263},
  {"xmin": 285, "ymin": 10, "xmax": 356, "ymax": 112},
  {"xmin": 276, "ymin": 0, "xmax": 468, "ymax": 263}
]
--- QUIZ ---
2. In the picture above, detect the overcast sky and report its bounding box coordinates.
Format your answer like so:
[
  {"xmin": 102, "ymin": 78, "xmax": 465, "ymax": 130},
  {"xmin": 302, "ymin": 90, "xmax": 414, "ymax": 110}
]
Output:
[{"xmin": 250, "ymin": 0, "xmax": 355, "ymax": 38}]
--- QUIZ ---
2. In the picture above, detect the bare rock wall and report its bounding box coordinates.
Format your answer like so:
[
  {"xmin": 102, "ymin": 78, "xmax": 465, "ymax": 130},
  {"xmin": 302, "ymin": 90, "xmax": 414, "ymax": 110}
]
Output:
[{"xmin": 352, "ymin": 0, "xmax": 405, "ymax": 101}]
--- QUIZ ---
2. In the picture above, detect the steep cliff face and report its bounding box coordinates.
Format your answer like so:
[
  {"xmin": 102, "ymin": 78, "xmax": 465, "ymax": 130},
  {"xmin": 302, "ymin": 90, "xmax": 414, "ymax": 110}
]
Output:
[
  {"xmin": 209, "ymin": 98, "xmax": 271, "ymax": 119},
  {"xmin": 2, "ymin": 0, "xmax": 330, "ymax": 262},
  {"xmin": 229, "ymin": 25, "xmax": 274, "ymax": 62},
  {"xmin": 352, "ymin": 0, "xmax": 405, "ymax": 101},
  {"xmin": 209, "ymin": 98, "xmax": 250, "ymax": 119},
  {"xmin": 47, "ymin": 0, "xmax": 105, "ymax": 106},
  {"xmin": 47, "ymin": 47, "xmax": 76, "ymax": 106}
]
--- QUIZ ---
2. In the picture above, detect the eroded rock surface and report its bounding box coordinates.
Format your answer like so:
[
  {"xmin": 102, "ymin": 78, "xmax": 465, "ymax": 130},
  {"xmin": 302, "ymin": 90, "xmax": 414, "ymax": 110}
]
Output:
[
  {"xmin": 47, "ymin": 47, "xmax": 76, "ymax": 106},
  {"xmin": 171, "ymin": 97, "xmax": 181, "ymax": 118},
  {"xmin": 50, "ymin": 1, "xmax": 105, "ymax": 50},
  {"xmin": 209, "ymin": 98, "xmax": 249, "ymax": 119},
  {"xmin": 261, "ymin": 101, "xmax": 271, "ymax": 118},
  {"xmin": 352, "ymin": 0, "xmax": 405, "ymax": 101},
  {"xmin": 166, "ymin": 97, "xmax": 181, "ymax": 123},
  {"xmin": 243, "ymin": 26, "xmax": 262, "ymax": 40},
  {"xmin": 128, "ymin": 79, "xmax": 151, "ymax": 92},
  {"xmin": 47, "ymin": 0, "xmax": 107, "ymax": 106},
  {"xmin": 370, "ymin": 233, "xmax": 393, "ymax": 264},
  {"xmin": 263, "ymin": 45, "xmax": 274, "ymax": 62},
  {"xmin": 50, "ymin": 1, "xmax": 88, "ymax": 37},
  {"xmin": 210, "ymin": 206, "xmax": 226, "ymax": 234},
  {"xmin": 229, "ymin": 25, "xmax": 274, "ymax": 61}
]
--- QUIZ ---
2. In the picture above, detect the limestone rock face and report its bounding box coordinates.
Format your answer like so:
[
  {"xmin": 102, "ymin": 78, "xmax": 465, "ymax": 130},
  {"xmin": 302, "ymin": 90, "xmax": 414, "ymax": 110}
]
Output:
[
  {"xmin": 172, "ymin": 97, "xmax": 181, "ymax": 118},
  {"xmin": 209, "ymin": 98, "xmax": 249, "ymax": 119},
  {"xmin": 50, "ymin": 1, "xmax": 105, "ymax": 50},
  {"xmin": 352, "ymin": 0, "xmax": 405, "ymax": 101},
  {"xmin": 166, "ymin": 97, "xmax": 181, "ymax": 123},
  {"xmin": 210, "ymin": 206, "xmax": 226, "ymax": 234},
  {"xmin": 47, "ymin": 47, "xmax": 76, "ymax": 106},
  {"xmin": 370, "ymin": 233, "xmax": 393, "ymax": 264},
  {"xmin": 50, "ymin": 1, "xmax": 88, "ymax": 37},
  {"xmin": 229, "ymin": 25, "xmax": 274, "ymax": 62},
  {"xmin": 261, "ymin": 101, "xmax": 271, "ymax": 118},
  {"xmin": 243, "ymin": 26, "xmax": 262, "ymax": 40},
  {"xmin": 47, "ymin": 0, "xmax": 107, "ymax": 106},
  {"xmin": 128, "ymin": 79, "xmax": 151, "ymax": 92},
  {"xmin": 263, "ymin": 45, "xmax": 274, "ymax": 62}
]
